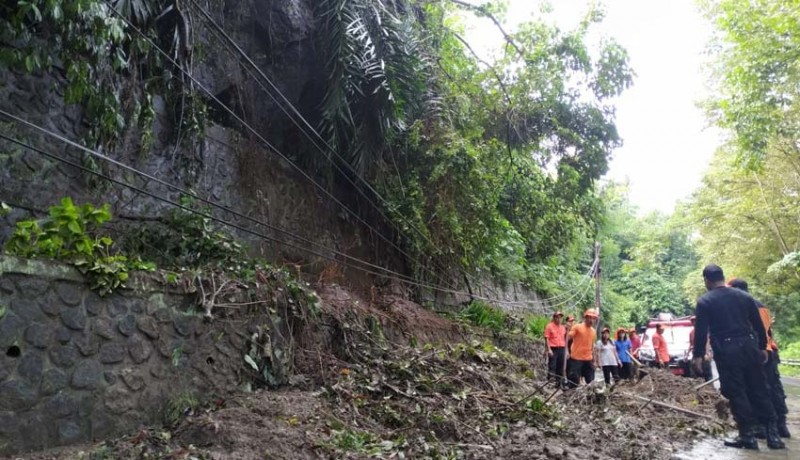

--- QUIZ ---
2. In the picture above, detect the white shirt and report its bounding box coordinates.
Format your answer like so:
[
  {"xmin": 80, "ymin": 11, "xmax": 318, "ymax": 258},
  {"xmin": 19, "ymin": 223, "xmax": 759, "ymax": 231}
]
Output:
[{"xmin": 595, "ymin": 340, "xmax": 619, "ymax": 367}]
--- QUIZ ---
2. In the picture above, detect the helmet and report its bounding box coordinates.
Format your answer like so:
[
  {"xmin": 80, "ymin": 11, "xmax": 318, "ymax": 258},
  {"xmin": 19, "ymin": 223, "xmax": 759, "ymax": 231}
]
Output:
[{"xmin": 584, "ymin": 308, "xmax": 599, "ymax": 319}]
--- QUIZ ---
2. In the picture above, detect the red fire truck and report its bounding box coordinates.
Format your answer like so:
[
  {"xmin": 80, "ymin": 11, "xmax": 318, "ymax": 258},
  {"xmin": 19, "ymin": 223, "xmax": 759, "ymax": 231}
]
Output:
[{"xmin": 637, "ymin": 313, "xmax": 694, "ymax": 376}]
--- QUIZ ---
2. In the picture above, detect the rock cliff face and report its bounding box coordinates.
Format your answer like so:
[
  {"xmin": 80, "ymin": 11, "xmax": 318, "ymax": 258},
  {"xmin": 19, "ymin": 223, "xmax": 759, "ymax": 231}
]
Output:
[
  {"xmin": 0, "ymin": 0, "xmax": 391, "ymax": 279},
  {"xmin": 0, "ymin": 0, "xmax": 548, "ymax": 311}
]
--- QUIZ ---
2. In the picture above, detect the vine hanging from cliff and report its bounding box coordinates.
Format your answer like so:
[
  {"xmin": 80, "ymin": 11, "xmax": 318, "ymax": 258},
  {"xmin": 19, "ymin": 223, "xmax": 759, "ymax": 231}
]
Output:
[{"xmin": 0, "ymin": 0, "xmax": 204, "ymax": 153}]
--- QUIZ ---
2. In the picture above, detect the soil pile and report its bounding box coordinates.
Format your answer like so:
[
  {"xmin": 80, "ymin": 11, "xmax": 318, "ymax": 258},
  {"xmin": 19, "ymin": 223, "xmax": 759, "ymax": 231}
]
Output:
[{"xmin": 5, "ymin": 289, "xmax": 731, "ymax": 460}]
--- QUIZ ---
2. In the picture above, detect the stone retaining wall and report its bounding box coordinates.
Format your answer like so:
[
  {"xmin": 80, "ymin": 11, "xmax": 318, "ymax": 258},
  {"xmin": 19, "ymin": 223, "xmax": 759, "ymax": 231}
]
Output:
[{"xmin": 0, "ymin": 256, "xmax": 271, "ymax": 455}]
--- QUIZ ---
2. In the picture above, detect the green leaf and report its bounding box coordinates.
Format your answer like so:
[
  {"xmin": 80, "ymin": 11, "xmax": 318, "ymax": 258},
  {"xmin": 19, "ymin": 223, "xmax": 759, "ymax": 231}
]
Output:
[
  {"xmin": 244, "ymin": 354, "xmax": 259, "ymax": 371},
  {"xmin": 24, "ymin": 54, "xmax": 34, "ymax": 73},
  {"xmin": 67, "ymin": 220, "xmax": 82, "ymax": 234}
]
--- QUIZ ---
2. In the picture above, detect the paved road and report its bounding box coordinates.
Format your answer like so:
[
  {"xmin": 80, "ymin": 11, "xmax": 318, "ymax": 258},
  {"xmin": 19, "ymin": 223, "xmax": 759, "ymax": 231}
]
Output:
[
  {"xmin": 675, "ymin": 376, "xmax": 800, "ymax": 459},
  {"xmin": 782, "ymin": 375, "xmax": 800, "ymax": 388}
]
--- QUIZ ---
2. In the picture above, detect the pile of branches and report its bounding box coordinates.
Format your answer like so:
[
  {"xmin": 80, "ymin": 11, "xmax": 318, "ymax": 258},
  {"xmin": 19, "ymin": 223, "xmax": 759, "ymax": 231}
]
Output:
[{"xmin": 321, "ymin": 340, "xmax": 555, "ymax": 458}]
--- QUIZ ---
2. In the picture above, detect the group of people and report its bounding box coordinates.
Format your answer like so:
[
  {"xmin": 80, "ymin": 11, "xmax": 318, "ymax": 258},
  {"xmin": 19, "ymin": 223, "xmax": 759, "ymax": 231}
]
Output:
[
  {"xmin": 693, "ymin": 265, "xmax": 790, "ymax": 450},
  {"xmin": 543, "ymin": 309, "xmax": 643, "ymax": 388},
  {"xmin": 542, "ymin": 263, "xmax": 791, "ymax": 451}
]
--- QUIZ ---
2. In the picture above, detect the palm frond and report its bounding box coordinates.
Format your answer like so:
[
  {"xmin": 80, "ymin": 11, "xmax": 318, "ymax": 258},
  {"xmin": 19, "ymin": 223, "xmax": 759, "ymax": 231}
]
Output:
[{"xmin": 317, "ymin": 0, "xmax": 433, "ymax": 175}]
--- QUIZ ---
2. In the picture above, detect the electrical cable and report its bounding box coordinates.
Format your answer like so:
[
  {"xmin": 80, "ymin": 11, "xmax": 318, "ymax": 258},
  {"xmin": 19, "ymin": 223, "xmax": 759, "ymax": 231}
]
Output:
[
  {"xmin": 2, "ymin": 4, "xmax": 600, "ymax": 312},
  {"xmin": 0, "ymin": 133, "xmax": 344, "ymax": 265},
  {"xmin": 186, "ymin": 0, "xmax": 537, "ymax": 305},
  {"xmin": 185, "ymin": 0, "xmax": 442, "ymax": 255},
  {"xmin": 0, "ymin": 112, "xmax": 431, "ymax": 285},
  {"xmin": 516, "ymin": 262, "xmax": 597, "ymax": 305},
  {"xmin": 184, "ymin": 0, "xmax": 480, "ymax": 295},
  {"xmin": 102, "ymin": 1, "xmax": 456, "ymax": 290},
  {"xmin": 118, "ymin": 0, "xmax": 596, "ymax": 306},
  {"xmin": 0, "ymin": 131, "xmax": 594, "ymax": 308}
]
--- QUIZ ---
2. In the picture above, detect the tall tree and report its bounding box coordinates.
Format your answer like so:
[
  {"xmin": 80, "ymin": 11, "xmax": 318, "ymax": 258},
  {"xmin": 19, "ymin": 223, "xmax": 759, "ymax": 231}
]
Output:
[
  {"xmin": 597, "ymin": 184, "xmax": 698, "ymax": 326},
  {"xmin": 701, "ymin": 0, "xmax": 800, "ymax": 167},
  {"xmin": 687, "ymin": 145, "xmax": 800, "ymax": 338}
]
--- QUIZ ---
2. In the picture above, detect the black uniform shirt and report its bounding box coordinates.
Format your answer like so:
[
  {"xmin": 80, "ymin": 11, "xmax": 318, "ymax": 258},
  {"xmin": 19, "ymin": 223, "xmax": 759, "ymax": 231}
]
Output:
[{"xmin": 693, "ymin": 286, "xmax": 766, "ymax": 359}]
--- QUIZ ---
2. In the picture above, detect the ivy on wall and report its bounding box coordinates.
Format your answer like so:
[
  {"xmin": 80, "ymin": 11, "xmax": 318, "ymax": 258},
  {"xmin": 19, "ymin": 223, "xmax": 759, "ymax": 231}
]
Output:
[{"xmin": 0, "ymin": 0, "xmax": 205, "ymax": 153}]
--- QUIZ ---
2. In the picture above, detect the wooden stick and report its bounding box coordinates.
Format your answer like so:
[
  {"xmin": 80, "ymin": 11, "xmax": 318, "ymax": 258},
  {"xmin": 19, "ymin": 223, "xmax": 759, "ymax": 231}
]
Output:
[
  {"xmin": 626, "ymin": 350, "xmax": 644, "ymax": 367},
  {"xmin": 625, "ymin": 394, "xmax": 718, "ymax": 421},
  {"xmin": 543, "ymin": 387, "xmax": 561, "ymax": 404},
  {"xmin": 514, "ymin": 379, "xmax": 552, "ymax": 405},
  {"xmin": 635, "ymin": 398, "xmax": 653, "ymax": 414},
  {"xmin": 693, "ymin": 377, "xmax": 720, "ymax": 391}
]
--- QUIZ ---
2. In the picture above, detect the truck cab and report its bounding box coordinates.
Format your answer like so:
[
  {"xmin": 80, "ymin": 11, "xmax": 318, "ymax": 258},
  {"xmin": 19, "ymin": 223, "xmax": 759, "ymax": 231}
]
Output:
[{"xmin": 637, "ymin": 313, "xmax": 694, "ymax": 376}]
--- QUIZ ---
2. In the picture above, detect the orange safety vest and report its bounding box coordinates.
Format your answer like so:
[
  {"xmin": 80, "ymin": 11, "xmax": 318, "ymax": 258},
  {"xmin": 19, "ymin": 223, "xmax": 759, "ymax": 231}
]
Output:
[{"xmin": 758, "ymin": 307, "xmax": 778, "ymax": 352}]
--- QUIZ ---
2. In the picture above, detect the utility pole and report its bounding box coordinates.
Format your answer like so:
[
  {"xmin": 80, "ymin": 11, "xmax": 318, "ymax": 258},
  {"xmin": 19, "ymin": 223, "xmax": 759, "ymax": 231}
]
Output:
[{"xmin": 594, "ymin": 241, "xmax": 602, "ymax": 330}]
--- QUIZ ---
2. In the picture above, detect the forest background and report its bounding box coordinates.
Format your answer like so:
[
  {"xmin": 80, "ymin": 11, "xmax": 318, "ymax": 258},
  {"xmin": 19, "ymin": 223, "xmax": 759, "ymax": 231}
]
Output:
[{"xmin": 1, "ymin": 0, "xmax": 799, "ymax": 366}]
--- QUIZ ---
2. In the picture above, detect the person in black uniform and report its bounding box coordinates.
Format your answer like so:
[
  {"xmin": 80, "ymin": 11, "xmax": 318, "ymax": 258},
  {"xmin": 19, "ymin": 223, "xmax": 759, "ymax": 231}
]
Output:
[
  {"xmin": 727, "ymin": 278, "xmax": 791, "ymax": 439},
  {"xmin": 692, "ymin": 264, "xmax": 785, "ymax": 450}
]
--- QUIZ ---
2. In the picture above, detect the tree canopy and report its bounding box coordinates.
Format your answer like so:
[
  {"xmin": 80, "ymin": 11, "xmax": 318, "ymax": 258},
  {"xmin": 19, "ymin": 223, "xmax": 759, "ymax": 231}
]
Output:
[
  {"xmin": 315, "ymin": 0, "xmax": 633, "ymax": 293},
  {"xmin": 688, "ymin": 0, "xmax": 800, "ymax": 341}
]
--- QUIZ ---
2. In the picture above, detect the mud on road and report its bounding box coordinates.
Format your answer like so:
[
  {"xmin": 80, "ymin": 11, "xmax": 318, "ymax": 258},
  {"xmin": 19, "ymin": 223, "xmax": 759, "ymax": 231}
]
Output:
[
  {"xmin": 3, "ymin": 289, "xmax": 734, "ymax": 460},
  {"xmin": 6, "ymin": 356, "xmax": 731, "ymax": 459}
]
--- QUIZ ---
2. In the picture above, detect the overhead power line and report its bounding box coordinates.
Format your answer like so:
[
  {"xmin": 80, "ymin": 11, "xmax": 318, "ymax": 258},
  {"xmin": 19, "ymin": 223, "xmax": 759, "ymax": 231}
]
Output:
[
  {"xmin": 0, "ymin": 129, "xmax": 589, "ymax": 311},
  {"xmin": 185, "ymin": 0, "xmax": 442, "ymax": 254},
  {"xmin": 184, "ymin": 0, "xmax": 582, "ymax": 305},
  {"xmin": 0, "ymin": 111, "xmax": 424, "ymax": 285},
  {"xmin": 0, "ymin": 3, "xmax": 599, "ymax": 313},
  {"xmin": 102, "ymin": 0, "xmax": 456, "ymax": 290}
]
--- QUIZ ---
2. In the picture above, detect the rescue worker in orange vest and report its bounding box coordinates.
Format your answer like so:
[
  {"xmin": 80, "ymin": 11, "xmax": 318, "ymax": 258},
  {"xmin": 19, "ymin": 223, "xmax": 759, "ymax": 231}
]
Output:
[
  {"xmin": 566, "ymin": 309, "xmax": 598, "ymax": 388},
  {"xmin": 652, "ymin": 324, "xmax": 670, "ymax": 369},
  {"xmin": 728, "ymin": 278, "xmax": 791, "ymax": 439},
  {"xmin": 544, "ymin": 311, "xmax": 567, "ymax": 386}
]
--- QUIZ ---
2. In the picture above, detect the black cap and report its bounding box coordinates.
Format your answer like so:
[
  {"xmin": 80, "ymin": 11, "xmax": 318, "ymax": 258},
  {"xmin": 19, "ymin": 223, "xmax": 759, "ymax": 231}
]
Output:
[
  {"xmin": 727, "ymin": 278, "xmax": 748, "ymax": 292},
  {"xmin": 702, "ymin": 264, "xmax": 725, "ymax": 282}
]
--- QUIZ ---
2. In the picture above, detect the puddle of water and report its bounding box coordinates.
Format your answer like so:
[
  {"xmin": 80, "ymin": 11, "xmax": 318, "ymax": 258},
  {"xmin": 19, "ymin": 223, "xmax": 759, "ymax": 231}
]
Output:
[{"xmin": 675, "ymin": 381, "xmax": 800, "ymax": 460}]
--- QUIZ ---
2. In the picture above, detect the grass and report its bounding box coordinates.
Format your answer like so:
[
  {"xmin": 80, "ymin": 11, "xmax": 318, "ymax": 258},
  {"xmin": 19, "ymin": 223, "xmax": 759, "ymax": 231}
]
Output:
[
  {"xmin": 163, "ymin": 392, "xmax": 200, "ymax": 426},
  {"xmin": 458, "ymin": 301, "xmax": 506, "ymax": 332},
  {"xmin": 524, "ymin": 315, "xmax": 549, "ymax": 338},
  {"xmin": 779, "ymin": 340, "xmax": 800, "ymax": 378},
  {"xmin": 779, "ymin": 364, "xmax": 800, "ymax": 377}
]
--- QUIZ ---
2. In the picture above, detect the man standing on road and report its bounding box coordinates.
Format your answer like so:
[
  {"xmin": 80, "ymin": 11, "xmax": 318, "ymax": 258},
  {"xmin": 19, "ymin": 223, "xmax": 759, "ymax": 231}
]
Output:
[
  {"xmin": 693, "ymin": 264, "xmax": 784, "ymax": 450},
  {"xmin": 652, "ymin": 324, "xmax": 670, "ymax": 369},
  {"xmin": 544, "ymin": 311, "xmax": 567, "ymax": 386},
  {"xmin": 688, "ymin": 316, "xmax": 713, "ymax": 381},
  {"xmin": 567, "ymin": 309, "xmax": 598, "ymax": 388},
  {"xmin": 727, "ymin": 278, "xmax": 791, "ymax": 439}
]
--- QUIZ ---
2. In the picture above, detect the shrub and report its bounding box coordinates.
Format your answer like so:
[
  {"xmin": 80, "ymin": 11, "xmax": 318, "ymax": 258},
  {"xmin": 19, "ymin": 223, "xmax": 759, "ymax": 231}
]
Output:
[
  {"xmin": 459, "ymin": 301, "xmax": 507, "ymax": 332},
  {"xmin": 524, "ymin": 315, "xmax": 549, "ymax": 338},
  {"xmin": 4, "ymin": 198, "xmax": 153, "ymax": 295}
]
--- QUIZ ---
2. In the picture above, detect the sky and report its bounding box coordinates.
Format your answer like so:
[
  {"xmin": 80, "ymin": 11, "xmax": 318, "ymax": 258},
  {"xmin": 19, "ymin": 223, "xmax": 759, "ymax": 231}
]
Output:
[{"xmin": 465, "ymin": 0, "xmax": 723, "ymax": 214}]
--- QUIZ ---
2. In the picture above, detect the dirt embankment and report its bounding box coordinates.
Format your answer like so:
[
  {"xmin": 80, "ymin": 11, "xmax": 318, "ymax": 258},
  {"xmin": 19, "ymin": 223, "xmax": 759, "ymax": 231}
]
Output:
[{"xmin": 6, "ymin": 285, "xmax": 730, "ymax": 460}]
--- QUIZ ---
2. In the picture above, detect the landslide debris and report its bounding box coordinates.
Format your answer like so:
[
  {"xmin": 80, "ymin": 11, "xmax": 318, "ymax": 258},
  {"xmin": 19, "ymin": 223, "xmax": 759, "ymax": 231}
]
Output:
[{"xmin": 6, "ymin": 296, "xmax": 731, "ymax": 460}]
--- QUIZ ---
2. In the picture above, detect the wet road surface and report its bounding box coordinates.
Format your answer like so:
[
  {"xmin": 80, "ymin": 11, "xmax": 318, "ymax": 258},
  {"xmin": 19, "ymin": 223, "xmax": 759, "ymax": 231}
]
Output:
[{"xmin": 675, "ymin": 377, "xmax": 800, "ymax": 459}]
